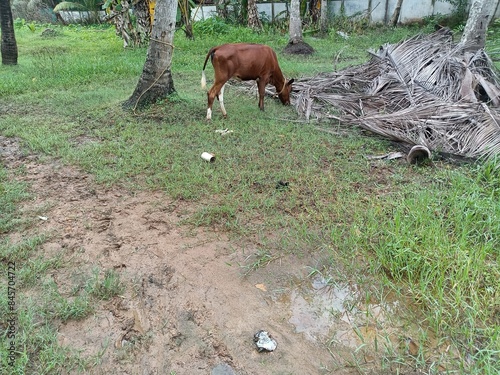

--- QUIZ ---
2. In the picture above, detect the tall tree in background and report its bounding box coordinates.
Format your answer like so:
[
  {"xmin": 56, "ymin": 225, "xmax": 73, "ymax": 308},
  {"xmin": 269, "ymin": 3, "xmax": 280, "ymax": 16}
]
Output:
[
  {"xmin": 0, "ymin": 0, "xmax": 18, "ymax": 65},
  {"xmin": 123, "ymin": 0, "xmax": 176, "ymax": 109},
  {"xmin": 216, "ymin": 0, "xmax": 229, "ymax": 18},
  {"xmin": 247, "ymin": 0, "xmax": 262, "ymax": 31},
  {"xmin": 289, "ymin": 0, "xmax": 303, "ymax": 44},
  {"xmin": 285, "ymin": 0, "xmax": 313, "ymax": 54},
  {"xmin": 309, "ymin": 0, "xmax": 320, "ymax": 23},
  {"xmin": 320, "ymin": 0, "xmax": 328, "ymax": 34},
  {"xmin": 460, "ymin": 0, "xmax": 497, "ymax": 52},
  {"xmin": 390, "ymin": 0, "xmax": 404, "ymax": 26}
]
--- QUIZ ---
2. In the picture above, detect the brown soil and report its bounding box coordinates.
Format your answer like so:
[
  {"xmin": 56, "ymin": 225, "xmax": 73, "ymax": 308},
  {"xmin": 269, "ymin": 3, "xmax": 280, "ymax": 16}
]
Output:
[{"xmin": 1, "ymin": 136, "xmax": 454, "ymax": 374}]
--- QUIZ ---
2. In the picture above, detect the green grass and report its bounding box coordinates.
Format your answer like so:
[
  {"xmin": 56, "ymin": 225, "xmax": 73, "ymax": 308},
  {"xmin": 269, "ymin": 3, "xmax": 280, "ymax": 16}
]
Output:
[
  {"xmin": 1, "ymin": 19, "xmax": 499, "ymax": 374},
  {"xmin": 0, "ymin": 168, "xmax": 31, "ymax": 233},
  {"xmin": 362, "ymin": 163, "xmax": 500, "ymax": 372},
  {"xmin": 0, "ymin": 226, "xmax": 123, "ymax": 373}
]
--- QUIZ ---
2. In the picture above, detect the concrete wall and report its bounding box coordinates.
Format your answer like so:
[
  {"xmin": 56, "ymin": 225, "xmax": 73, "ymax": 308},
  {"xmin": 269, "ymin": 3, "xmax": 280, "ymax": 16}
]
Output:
[
  {"xmin": 194, "ymin": 0, "xmax": 500, "ymax": 24},
  {"xmin": 328, "ymin": 0, "xmax": 455, "ymax": 24},
  {"xmin": 193, "ymin": 3, "xmax": 289, "ymax": 22},
  {"xmin": 58, "ymin": 10, "xmax": 106, "ymax": 23}
]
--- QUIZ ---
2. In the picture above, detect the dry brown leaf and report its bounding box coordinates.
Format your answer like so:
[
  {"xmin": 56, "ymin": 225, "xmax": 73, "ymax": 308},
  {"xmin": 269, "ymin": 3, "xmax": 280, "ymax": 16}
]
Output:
[{"xmin": 255, "ymin": 283, "xmax": 267, "ymax": 292}]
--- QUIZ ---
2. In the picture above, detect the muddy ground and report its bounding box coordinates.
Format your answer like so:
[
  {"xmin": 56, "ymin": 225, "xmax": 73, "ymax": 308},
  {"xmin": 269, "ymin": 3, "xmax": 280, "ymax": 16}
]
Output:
[{"xmin": 1, "ymin": 136, "xmax": 454, "ymax": 374}]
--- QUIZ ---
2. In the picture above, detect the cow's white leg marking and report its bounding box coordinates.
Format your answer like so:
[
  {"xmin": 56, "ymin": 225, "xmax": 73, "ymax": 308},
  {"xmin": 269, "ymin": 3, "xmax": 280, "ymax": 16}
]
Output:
[{"xmin": 219, "ymin": 84, "xmax": 227, "ymax": 118}]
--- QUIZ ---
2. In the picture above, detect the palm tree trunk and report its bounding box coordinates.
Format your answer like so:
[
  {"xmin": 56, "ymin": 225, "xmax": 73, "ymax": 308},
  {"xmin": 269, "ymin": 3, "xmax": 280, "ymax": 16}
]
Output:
[
  {"xmin": 309, "ymin": 0, "xmax": 320, "ymax": 23},
  {"xmin": 0, "ymin": 0, "xmax": 18, "ymax": 65},
  {"xmin": 320, "ymin": 0, "xmax": 328, "ymax": 34},
  {"xmin": 289, "ymin": 0, "xmax": 303, "ymax": 44},
  {"xmin": 216, "ymin": 0, "xmax": 228, "ymax": 19},
  {"xmin": 390, "ymin": 0, "xmax": 404, "ymax": 26},
  {"xmin": 460, "ymin": 0, "xmax": 497, "ymax": 52},
  {"xmin": 247, "ymin": 0, "xmax": 262, "ymax": 31},
  {"xmin": 134, "ymin": 0, "xmax": 152, "ymax": 42},
  {"xmin": 124, "ymin": 0, "xmax": 176, "ymax": 109}
]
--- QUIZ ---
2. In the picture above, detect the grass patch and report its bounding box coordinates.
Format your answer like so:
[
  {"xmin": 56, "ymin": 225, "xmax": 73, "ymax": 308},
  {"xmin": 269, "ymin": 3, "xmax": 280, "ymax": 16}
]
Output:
[
  {"xmin": 0, "ymin": 20, "xmax": 499, "ymax": 373},
  {"xmin": 361, "ymin": 163, "xmax": 500, "ymax": 372},
  {"xmin": 0, "ymin": 167, "xmax": 31, "ymax": 233},
  {"xmin": 0, "ymin": 167, "xmax": 123, "ymax": 373},
  {"xmin": 0, "ymin": 235, "xmax": 124, "ymax": 373}
]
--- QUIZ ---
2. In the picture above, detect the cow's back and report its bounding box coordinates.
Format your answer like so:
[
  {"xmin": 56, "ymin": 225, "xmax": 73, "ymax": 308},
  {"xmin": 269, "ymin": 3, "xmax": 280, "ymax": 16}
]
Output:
[{"xmin": 212, "ymin": 43, "xmax": 279, "ymax": 81}]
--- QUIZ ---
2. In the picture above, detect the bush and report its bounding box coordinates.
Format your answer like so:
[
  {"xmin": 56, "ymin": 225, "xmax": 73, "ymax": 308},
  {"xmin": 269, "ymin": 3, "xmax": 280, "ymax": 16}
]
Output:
[{"xmin": 192, "ymin": 17, "xmax": 231, "ymax": 35}]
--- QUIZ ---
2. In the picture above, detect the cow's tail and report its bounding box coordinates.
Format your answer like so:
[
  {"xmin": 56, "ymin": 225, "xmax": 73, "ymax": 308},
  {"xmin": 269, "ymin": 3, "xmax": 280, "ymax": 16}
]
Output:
[
  {"xmin": 201, "ymin": 70, "xmax": 207, "ymax": 90},
  {"xmin": 201, "ymin": 48, "xmax": 215, "ymax": 90}
]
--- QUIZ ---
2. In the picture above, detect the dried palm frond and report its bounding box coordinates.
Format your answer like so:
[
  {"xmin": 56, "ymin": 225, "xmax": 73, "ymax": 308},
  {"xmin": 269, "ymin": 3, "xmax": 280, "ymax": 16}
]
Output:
[{"xmin": 289, "ymin": 28, "xmax": 500, "ymax": 161}]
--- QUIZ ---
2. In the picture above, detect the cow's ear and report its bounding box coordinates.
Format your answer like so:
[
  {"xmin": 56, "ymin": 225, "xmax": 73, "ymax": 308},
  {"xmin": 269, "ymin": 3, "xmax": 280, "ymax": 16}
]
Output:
[{"xmin": 287, "ymin": 79, "xmax": 295, "ymax": 85}]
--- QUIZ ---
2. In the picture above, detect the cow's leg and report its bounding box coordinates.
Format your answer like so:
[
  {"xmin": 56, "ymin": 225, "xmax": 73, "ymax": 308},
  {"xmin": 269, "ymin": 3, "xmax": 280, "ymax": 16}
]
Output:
[
  {"xmin": 257, "ymin": 78, "xmax": 267, "ymax": 111},
  {"xmin": 207, "ymin": 81, "xmax": 225, "ymax": 120},
  {"xmin": 219, "ymin": 84, "xmax": 227, "ymax": 118},
  {"xmin": 206, "ymin": 90, "xmax": 214, "ymax": 121}
]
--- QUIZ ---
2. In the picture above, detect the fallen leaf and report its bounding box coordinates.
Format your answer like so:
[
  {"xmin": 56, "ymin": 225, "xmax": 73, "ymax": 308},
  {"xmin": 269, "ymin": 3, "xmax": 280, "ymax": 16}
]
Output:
[
  {"xmin": 364, "ymin": 354, "xmax": 375, "ymax": 363},
  {"xmin": 406, "ymin": 337, "xmax": 419, "ymax": 356},
  {"xmin": 255, "ymin": 284, "xmax": 267, "ymax": 292}
]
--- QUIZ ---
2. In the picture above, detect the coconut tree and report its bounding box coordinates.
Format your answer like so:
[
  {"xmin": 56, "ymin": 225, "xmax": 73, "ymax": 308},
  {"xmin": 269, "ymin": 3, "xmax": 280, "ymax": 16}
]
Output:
[
  {"xmin": 289, "ymin": 0, "xmax": 302, "ymax": 43},
  {"xmin": 247, "ymin": 0, "xmax": 262, "ymax": 31},
  {"xmin": 216, "ymin": 0, "xmax": 228, "ymax": 18},
  {"xmin": 178, "ymin": 0, "xmax": 195, "ymax": 39},
  {"xmin": 284, "ymin": 0, "xmax": 313, "ymax": 55},
  {"xmin": 123, "ymin": 0, "xmax": 177, "ymax": 109},
  {"xmin": 309, "ymin": 0, "xmax": 320, "ymax": 23},
  {"xmin": 320, "ymin": 0, "xmax": 328, "ymax": 34},
  {"xmin": 390, "ymin": 0, "xmax": 404, "ymax": 26},
  {"xmin": 459, "ymin": 0, "xmax": 498, "ymax": 52},
  {"xmin": 0, "ymin": 0, "xmax": 18, "ymax": 65}
]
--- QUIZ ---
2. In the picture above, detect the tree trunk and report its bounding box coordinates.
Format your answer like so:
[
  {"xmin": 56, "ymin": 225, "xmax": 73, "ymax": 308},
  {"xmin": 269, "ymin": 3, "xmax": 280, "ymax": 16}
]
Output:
[
  {"xmin": 320, "ymin": 0, "xmax": 328, "ymax": 34},
  {"xmin": 179, "ymin": 0, "xmax": 194, "ymax": 39},
  {"xmin": 216, "ymin": 0, "xmax": 228, "ymax": 19},
  {"xmin": 0, "ymin": 0, "xmax": 18, "ymax": 65},
  {"xmin": 241, "ymin": 0, "xmax": 248, "ymax": 24},
  {"xmin": 309, "ymin": 0, "xmax": 320, "ymax": 23},
  {"xmin": 289, "ymin": 0, "xmax": 303, "ymax": 44},
  {"xmin": 390, "ymin": 0, "xmax": 404, "ymax": 26},
  {"xmin": 134, "ymin": 0, "xmax": 152, "ymax": 42},
  {"xmin": 123, "ymin": 0, "xmax": 176, "ymax": 110},
  {"xmin": 493, "ymin": 0, "xmax": 500, "ymax": 26},
  {"xmin": 460, "ymin": 0, "xmax": 497, "ymax": 52},
  {"xmin": 247, "ymin": 0, "xmax": 262, "ymax": 30},
  {"xmin": 383, "ymin": 0, "xmax": 389, "ymax": 24}
]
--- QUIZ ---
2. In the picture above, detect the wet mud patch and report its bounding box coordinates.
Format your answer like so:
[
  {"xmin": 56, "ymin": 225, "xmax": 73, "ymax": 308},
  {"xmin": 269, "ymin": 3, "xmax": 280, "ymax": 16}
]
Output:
[{"xmin": 1, "ymin": 135, "xmax": 458, "ymax": 374}]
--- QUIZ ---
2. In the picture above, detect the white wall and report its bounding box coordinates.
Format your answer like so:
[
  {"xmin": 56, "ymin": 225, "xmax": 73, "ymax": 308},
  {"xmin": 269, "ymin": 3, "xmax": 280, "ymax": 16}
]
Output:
[
  {"xmin": 193, "ymin": 3, "xmax": 289, "ymax": 22},
  {"xmin": 329, "ymin": 0, "xmax": 455, "ymax": 24},
  {"xmin": 193, "ymin": 0, "xmax": 499, "ymax": 24}
]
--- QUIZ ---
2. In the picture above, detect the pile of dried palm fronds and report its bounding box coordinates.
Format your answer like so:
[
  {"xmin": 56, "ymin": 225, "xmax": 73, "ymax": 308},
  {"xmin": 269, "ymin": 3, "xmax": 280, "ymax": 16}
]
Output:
[{"xmin": 291, "ymin": 28, "xmax": 500, "ymax": 161}]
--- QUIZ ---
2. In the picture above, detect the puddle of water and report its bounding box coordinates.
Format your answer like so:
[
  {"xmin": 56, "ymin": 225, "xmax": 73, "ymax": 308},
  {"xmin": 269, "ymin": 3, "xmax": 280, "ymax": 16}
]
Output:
[
  {"xmin": 288, "ymin": 275, "xmax": 397, "ymax": 348},
  {"xmin": 286, "ymin": 275, "xmax": 461, "ymax": 372}
]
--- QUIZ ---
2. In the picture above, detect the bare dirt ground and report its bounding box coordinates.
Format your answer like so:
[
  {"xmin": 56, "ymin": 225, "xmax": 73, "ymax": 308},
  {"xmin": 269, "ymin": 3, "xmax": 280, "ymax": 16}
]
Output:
[{"xmin": 1, "ymin": 136, "xmax": 450, "ymax": 375}]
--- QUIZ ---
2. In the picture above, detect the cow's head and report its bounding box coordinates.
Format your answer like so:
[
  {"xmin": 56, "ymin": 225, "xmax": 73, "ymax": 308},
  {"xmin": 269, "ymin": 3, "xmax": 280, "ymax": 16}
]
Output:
[{"xmin": 278, "ymin": 79, "xmax": 295, "ymax": 105}]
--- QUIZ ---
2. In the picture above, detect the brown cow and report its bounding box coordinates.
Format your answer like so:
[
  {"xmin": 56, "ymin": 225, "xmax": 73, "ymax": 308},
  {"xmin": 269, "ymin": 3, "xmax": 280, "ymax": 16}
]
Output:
[{"xmin": 201, "ymin": 43, "xmax": 294, "ymax": 120}]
